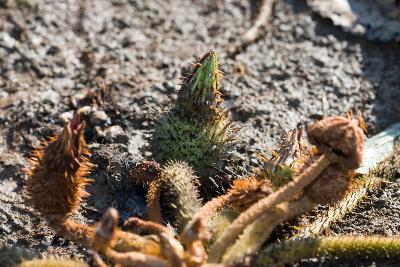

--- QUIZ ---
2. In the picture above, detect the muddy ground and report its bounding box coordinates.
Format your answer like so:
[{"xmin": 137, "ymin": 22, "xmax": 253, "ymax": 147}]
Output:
[{"xmin": 0, "ymin": 0, "xmax": 399, "ymax": 266}]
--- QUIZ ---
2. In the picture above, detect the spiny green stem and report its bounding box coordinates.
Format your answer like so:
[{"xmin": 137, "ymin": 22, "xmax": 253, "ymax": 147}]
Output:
[
  {"xmin": 151, "ymin": 51, "xmax": 235, "ymax": 187},
  {"xmin": 19, "ymin": 258, "xmax": 89, "ymax": 267},
  {"xmin": 159, "ymin": 161, "xmax": 201, "ymax": 232},
  {"xmin": 256, "ymin": 236, "xmax": 400, "ymax": 267},
  {"xmin": 177, "ymin": 50, "xmax": 221, "ymax": 112}
]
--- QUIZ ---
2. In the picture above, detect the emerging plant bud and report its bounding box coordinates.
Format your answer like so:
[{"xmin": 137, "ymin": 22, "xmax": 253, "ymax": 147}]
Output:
[
  {"xmin": 26, "ymin": 114, "xmax": 93, "ymax": 219},
  {"xmin": 176, "ymin": 50, "xmax": 222, "ymax": 114},
  {"xmin": 256, "ymin": 127, "xmax": 314, "ymax": 189},
  {"xmin": 131, "ymin": 160, "xmax": 161, "ymax": 188},
  {"xmin": 151, "ymin": 51, "xmax": 235, "ymax": 192},
  {"xmin": 228, "ymin": 178, "xmax": 272, "ymax": 211},
  {"xmin": 158, "ymin": 161, "xmax": 201, "ymax": 231}
]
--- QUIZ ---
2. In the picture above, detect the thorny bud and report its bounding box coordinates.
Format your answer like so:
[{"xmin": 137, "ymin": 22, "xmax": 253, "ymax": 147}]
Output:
[
  {"xmin": 131, "ymin": 160, "xmax": 161, "ymax": 188},
  {"xmin": 256, "ymin": 128, "xmax": 308, "ymax": 189},
  {"xmin": 151, "ymin": 51, "xmax": 235, "ymax": 187},
  {"xmin": 158, "ymin": 161, "xmax": 201, "ymax": 231},
  {"xmin": 177, "ymin": 50, "xmax": 222, "ymax": 113},
  {"xmin": 228, "ymin": 178, "xmax": 272, "ymax": 211},
  {"xmin": 26, "ymin": 113, "xmax": 93, "ymax": 219}
]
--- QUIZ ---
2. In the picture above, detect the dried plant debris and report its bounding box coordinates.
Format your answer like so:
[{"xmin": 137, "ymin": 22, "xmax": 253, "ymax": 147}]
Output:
[
  {"xmin": 26, "ymin": 113, "xmax": 93, "ymax": 220},
  {"xmin": 23, "ymin": 109, "xmax": 400, "ymax": 267},
  {"xmin": 208, "ymin": 115, "xmax": 365, "ymax": 263},
  {"xmin": 293, "ymin": 123, "xmax": 400, "ymax": 238},
  {"xmin": 227, "ymin": 0, "xmax": 276, "ymax": 56},
  {"xmin": 23, "ymin": 113, "xmax": 206, "ymax": 267},
  {"xmin": 308, "ymin": 0, "xmax": 400, "ymax": 42},
  {"xmin": 25, "ymin": 115, "xmax": 162, "ymax": 255}
]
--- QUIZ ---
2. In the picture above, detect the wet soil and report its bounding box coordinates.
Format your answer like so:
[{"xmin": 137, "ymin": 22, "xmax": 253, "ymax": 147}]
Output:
[{"xmin": 0, "ymin": 0, "xmax": 399, "ymax": 266}]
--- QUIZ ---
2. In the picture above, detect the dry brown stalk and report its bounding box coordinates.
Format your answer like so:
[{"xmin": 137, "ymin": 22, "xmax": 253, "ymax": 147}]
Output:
[
  {"xmin": 191, "ymin": 177, "xmax": 270, "ymax": 223},
  {"xmin": 123, "ymin": 217, "xmax": 172, "ymax": 235},
  {"xmin": 208, "ymin": 116, "xmax": 365, "ymax": 262},
  {"xmin": 183, "ymin": 177, "xmax": 272, "ymax": 250},
  {"xmin": 180, "ymin": 217, "xmax": 208, "ymax": 266},
  {"xmin": 221, "ymin": 195, "xmax": 316, "ymax": 265},
  {"xmin": 26, "ymin": 113, "xmax": 93, "ymax": 220},
  {"xmin": 94, "ymin": 207, "xmax": 169, "ymax": 266},
  {"xmin": 25, "ymin": 115, "xmax": 163, "ymax": 260},
  {"xmin": 227, "ymin": 0, "xmax": 276, "ymax": 56},
  {"xmin": 105, "ymin": 247, "xmax": 168, "ymax": 267},
  {"xmin": 208, "ymin": 155, "xmax": 330, "ymax": 262}
]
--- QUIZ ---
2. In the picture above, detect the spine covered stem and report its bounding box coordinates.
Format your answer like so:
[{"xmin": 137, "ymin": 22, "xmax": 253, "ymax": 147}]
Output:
[{"xmin": 257, "ymin": 236, "xmax": 400, "ymax": 267}]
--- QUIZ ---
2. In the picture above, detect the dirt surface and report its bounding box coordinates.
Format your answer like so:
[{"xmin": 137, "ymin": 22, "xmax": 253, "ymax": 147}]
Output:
[{"xmin": 0, "ymin": 0, "xmax": 399, "ymax": 265}]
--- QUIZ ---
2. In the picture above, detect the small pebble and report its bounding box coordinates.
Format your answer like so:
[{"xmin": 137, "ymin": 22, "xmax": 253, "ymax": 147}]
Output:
[
  {"xmin": 91, "ymin": 110, "xmax": 111, "ymax": 126},
  {"xmin": 59, "ymin": 110, "xmax": 74, "ymax": 123},
  {"xmin": 96, "ymin": 125, "xmax": 128, "ymax": 144},
  {"xmin": 77, "ymin": 105, "xmax": 92, "ymax": 116}
]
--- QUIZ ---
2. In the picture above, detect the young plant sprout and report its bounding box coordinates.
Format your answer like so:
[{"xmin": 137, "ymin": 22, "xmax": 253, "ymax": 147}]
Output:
[{"xmin": 150, "ymin": 51, "xmax": 236, "ymax": 195}]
